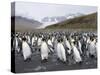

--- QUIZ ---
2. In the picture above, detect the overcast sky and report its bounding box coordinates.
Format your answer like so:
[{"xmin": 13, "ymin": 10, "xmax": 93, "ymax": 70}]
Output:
[{"xmin": 12, "ymin": 2, "xmax": 97, "ymax": 22}]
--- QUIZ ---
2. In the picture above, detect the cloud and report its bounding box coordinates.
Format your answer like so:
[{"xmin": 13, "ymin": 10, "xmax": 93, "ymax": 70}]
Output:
[{"xmin": 11, "ymin": 1, "xmax": 97, "ymax": 27}]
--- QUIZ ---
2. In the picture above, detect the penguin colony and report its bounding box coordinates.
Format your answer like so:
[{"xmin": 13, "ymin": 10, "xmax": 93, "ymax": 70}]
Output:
[{"xmin": 12, "ymin": 31, "xmax": 97, "ymax": 65}]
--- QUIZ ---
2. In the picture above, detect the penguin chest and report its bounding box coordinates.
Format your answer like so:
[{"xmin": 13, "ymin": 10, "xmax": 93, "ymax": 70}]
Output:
[
  {"xmin": 73, "ymin": 46, "xmax": 81, "ymax": 62},
  {"xmin": 22, "ymin": 42, "xmax": 32, "ymax": 60},
  {"xmin": 22, "ymin": 42, "xmax": 31, "ymax": 53},
  {"xmin": 88, "ymin": 42, "xmax": 96, "ymax": 55},
  {"xmin": 48, "ymin": 40, "xmax": 53, "ymax": 47},
  {"xmin": 32, "ymin": 37, "xmax": 35, "ymax": 45},
  {"xmin": 57, "ymin": 43, "xmax": 66, "ymax": 60},
  {"xmin": 38, "ymin": 38, "xmax": 42, "ymax": 46},
  {"xmin": 41, "ymin": 42, "xmax": 48, "ymax": 54}
]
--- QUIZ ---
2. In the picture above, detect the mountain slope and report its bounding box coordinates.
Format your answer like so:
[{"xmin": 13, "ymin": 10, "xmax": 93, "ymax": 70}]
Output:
[
  {"xmin": 11, "ymin": 16, "xmax": 42, "ymax": 31},
  {"xmin": 45, "ymin": 12, "xmax": 97, "ymax": 29}
]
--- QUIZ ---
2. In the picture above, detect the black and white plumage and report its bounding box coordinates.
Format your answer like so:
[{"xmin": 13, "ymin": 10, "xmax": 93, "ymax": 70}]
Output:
[
  {"xmin": 13, "ymin": 35, "xmax": 21, "ymax": 53},
  {"xmin": 56, "ymin": 39, "xmax": 66, "ymax": 62},
  {"xmin": 47, "ymin": 38, "xmax": 54, "ymax": 53},
  {"xmin": 87, "ymin": 38, "xmax": 97, "ymax": 58},
  {"xmin": 22, "ymin": 37, "xmax": 32, "ymax": 61},
  {"xmin": 31, "ymin": 36, "xmax": 35, "ymax": 46},
  {"xmin": 12, "ymin": 31, "xmax": 97, "ymax": 65},
  {"xmin": 71, "ymin": 40, "xmax": 82, "ymax": 63},
  {"xmin": 63, "ymin": 36, "xmax": 72, "ymax": 54},
  {"xmin": 40, "ymin": 38, "xmax": 49, "ymax": 60}
]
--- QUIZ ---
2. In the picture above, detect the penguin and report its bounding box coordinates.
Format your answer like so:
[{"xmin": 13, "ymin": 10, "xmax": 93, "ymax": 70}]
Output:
[
  {"xmin": 14, "ymin": 34, "xmax": 20, "ymax": 53},
  {"xmin": 81, "ymin": 35, "xmax": 87, "ymax": 55},
  {"xmin": 19, "ymin": 36, "xmax": 22, "ymax": 42},
  {"xmin": 48, "ymin": 38, "xmax": 53, "ymax": 47},
  {"xmin": 37, "ymin": 36, "xmax": 42, "ymax": 46},
  {"xmin": 63, "ymin": 35, "xmax": 73, "ymax": 64},
  {"xmin": 47, "ymin": 37, "xmax": 54, "ymax": 53},
  {"xmin": 56, "ymin": 38, "xmax": 66, "ymax": 62},
  {"xmin": 22, "ymin": 37, "xmax": 32, "ymax": 61},
  {"xmin": 27, "ymin": 35, "xmax": 31, "ymax": 44},
  {"xmin": 77, "ymin": 40, "xmax": 82, "ymax": 55},
  {"xmin": 34, "ymin": 35, "xmax": 38, "ymax": 41},
  {"xmin": 40, "ymin": 38, "xmax": 49, "ymax": 61},
  {"xmin": 31, "ymin": 36, "xmax": 35, "ymax": 46},
  {"xmin": 87, "ymin": 37, "xmax": 97, "ymax": 58},
  {"xmin": 63, "ymin": 36, "xmax": 72, "ymax": 54},
  {"xmin": 71, "ymin": 40, "xmax": 82, "ymax": 63},
  {"xmin": 85, "ymin": 36, "xmax": 91, "ymax": 57},
  {"xmin": 37, "ymin": 36, "xmax": 42, "ymax": 52},
  {"xmin": 51, "ymin": 36, "xmax": 55, "ymax": 44},
  {"xmin": 54, "ymin": 38, "xmax": 58, "ymax": 53},
  {"xmin": 31, "ymin": 34, "xmax": 38, "ymax": 46}
]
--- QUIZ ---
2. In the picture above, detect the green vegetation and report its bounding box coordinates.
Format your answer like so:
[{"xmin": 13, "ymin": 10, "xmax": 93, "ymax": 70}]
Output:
[{"xmin": 45, "ymin": 12, "xmax": 97, "ymax": 30}]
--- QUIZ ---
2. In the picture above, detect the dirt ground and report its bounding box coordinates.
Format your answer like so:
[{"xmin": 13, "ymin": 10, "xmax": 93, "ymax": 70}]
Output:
[
  {"xmin": 12, "ymin": 30, "xmax": 97, "ymax": 73},
  {"xmin": 14, "ymin": 49, "xmax": 97, "ymax": 73}
]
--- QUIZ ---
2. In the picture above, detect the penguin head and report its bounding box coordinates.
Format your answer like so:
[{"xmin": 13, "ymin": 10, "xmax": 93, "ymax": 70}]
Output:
[
  {"xmin": 90, "ymin": 36, "xmax": 94, "ymax": 41},
  {"xmin": 22, "ymin": 37, "xmax": 26, "ymax": 41},
  {"xmin": 60, "ymin": 38, "xmax": 63, "ymax": 42},
  {"xmin": 48, "ymin": 36, "xmax": 51, "ymax": 40},
  {"xmin": 57, "ymin": 39, "xmax": 60, "ymax": 43},
  {"xmin": 73, "ymin": 41, "xmax": 77, "ymax": 45},
  {"xmin": 16, "ymin": 33, "xmax": 19, "ymax": 37},
  {"xmin": 42, "ymin": 38, "xmax": 46, "ymax": 41}
]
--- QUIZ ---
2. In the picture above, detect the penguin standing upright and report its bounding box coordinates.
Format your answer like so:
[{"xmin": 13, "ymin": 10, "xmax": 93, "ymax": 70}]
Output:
[
  {"xmin": 22, "ymin": 37, "xmax": 32, "ymax": 61},
  {"xmin": 41, "ymin": 38, "xmax": 49, "ymax": 61},
  {"xmin": 77, "ymin": 40, "xmax": 82, "ymax": 55},
  {"xmin": 54, "ymin": 38, "xmax": 58, "ymax": 53},
  {"xmin": 64, "ymin": 36, "xmax": 72, "ymax": 54},
  {"xmin": 14, "ymin": 37, "xmax": 19, "ymax": 51},
  {"xmin": 14, "ymin": 34, "xmax": 20, "ymax": 53},
  {"xmin": 87, "ymin": 37, "xmax": 97, "ymax": 58},
  {"xmin": 48, "ymin": 38, "xmax": 53, "ymax": 47},
  {"xmin": 37, "ymin": 35, "xmax": 42, "ymax": 52},
  {"xmin": 51, "ymin": 36, "xmax": 55, "ymax": 44},
  {"xmin": 82, "ymin": 35, "xmax": 87, "ymax": 54},
  {"xmin": 86, "ymin": 36, "xmax": 91, "ymax": 57},
  {"xmin": 47, "ymin": 37, "xmax": 54, "ymax": 53},
  {"xmin": 57, "ymin": 38, "xmax": 66, "ymax": 62},
  {"xmin": 27, "ymin": 35, "xmax": 31, "ymax": 44},
  {"xmin": 71, "ymin": 41, "xmax": 82, "ymax": 63},
  {"xmin": 37, "ymin": 36, "xmax": 42, "ymax": 46},
  {"xmin": 31, "ymin": 36, "xmax": 35, "ymax": 46},
  {"xmin": 31, "ymin": 34, "xmax": 38, "ymax": 46}
]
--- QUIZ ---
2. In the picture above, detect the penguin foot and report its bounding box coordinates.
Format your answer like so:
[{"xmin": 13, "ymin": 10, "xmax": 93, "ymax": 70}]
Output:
[
  {"xmin": 57, "ymin": 58, "xmax": 60, "ymax": 61},
  {"xmin": 41, "ymin": 59, "xmax": 48, "ymax": 63},
  {"xmin": 28, "ymin": 58, "xmax": 31, "ymax": 61},
  {"xmin": 24, "ymin": 59, "xmax": 27, "ymax": 62},
  {"xmin": 20, "ymin": 53, "xmax": 23, "ymax": 57},
  {"xmin": 41, "ymin": 60, "xmax": 44, "ymax": 63},
  {"xmin": 78, "ymin": 61, "xmax": 82, "ymax": 65},
  {"xmin": 24, "ymin": 58, "xmax": 31, "ymax": 62},
  {"xmin": 62, "ymin": 61, "xmax": 66, "ymax": 64},
  {"xmin": 44, "ymin": 59, "xmax": 48, "ymax": 62},
  {"xmin": 90, "ymin": 55, "xmax": 95, "ymax": 59}
]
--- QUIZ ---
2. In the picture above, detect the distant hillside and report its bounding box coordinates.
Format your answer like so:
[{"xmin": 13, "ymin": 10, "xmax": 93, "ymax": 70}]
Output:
[
  {"xmin": 11, "ymin": 16, "xmax": 42, "ymax": 31},
  {"xmin": 45, "ymin": 12, "xmax": 97, "ymax": 30}
]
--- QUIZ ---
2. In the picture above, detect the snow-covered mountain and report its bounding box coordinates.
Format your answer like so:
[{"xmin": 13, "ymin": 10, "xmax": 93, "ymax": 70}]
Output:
[{"xmin": 40, "ymin": 13, "xmax": 84, "ymax": 28}]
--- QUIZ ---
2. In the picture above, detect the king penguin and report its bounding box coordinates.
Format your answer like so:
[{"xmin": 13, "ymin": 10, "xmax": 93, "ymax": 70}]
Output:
[
  {"xmin": 22, "ymin": 37, "xmax": 32, "ymax": 61},
  {"xmin": 56, "ymin": 38, "xmax": 66, "ymax": 62},
  {"xmin": 71, "ymin": 40, "xmax": 82, "ymax": 63},
  {"xmin": 87, "ymin": 37, "xmax": 97, "ymax": 58},
  {"xmin": 40, "ymin": 38, "xmax": 49, "ymax": 62}
]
